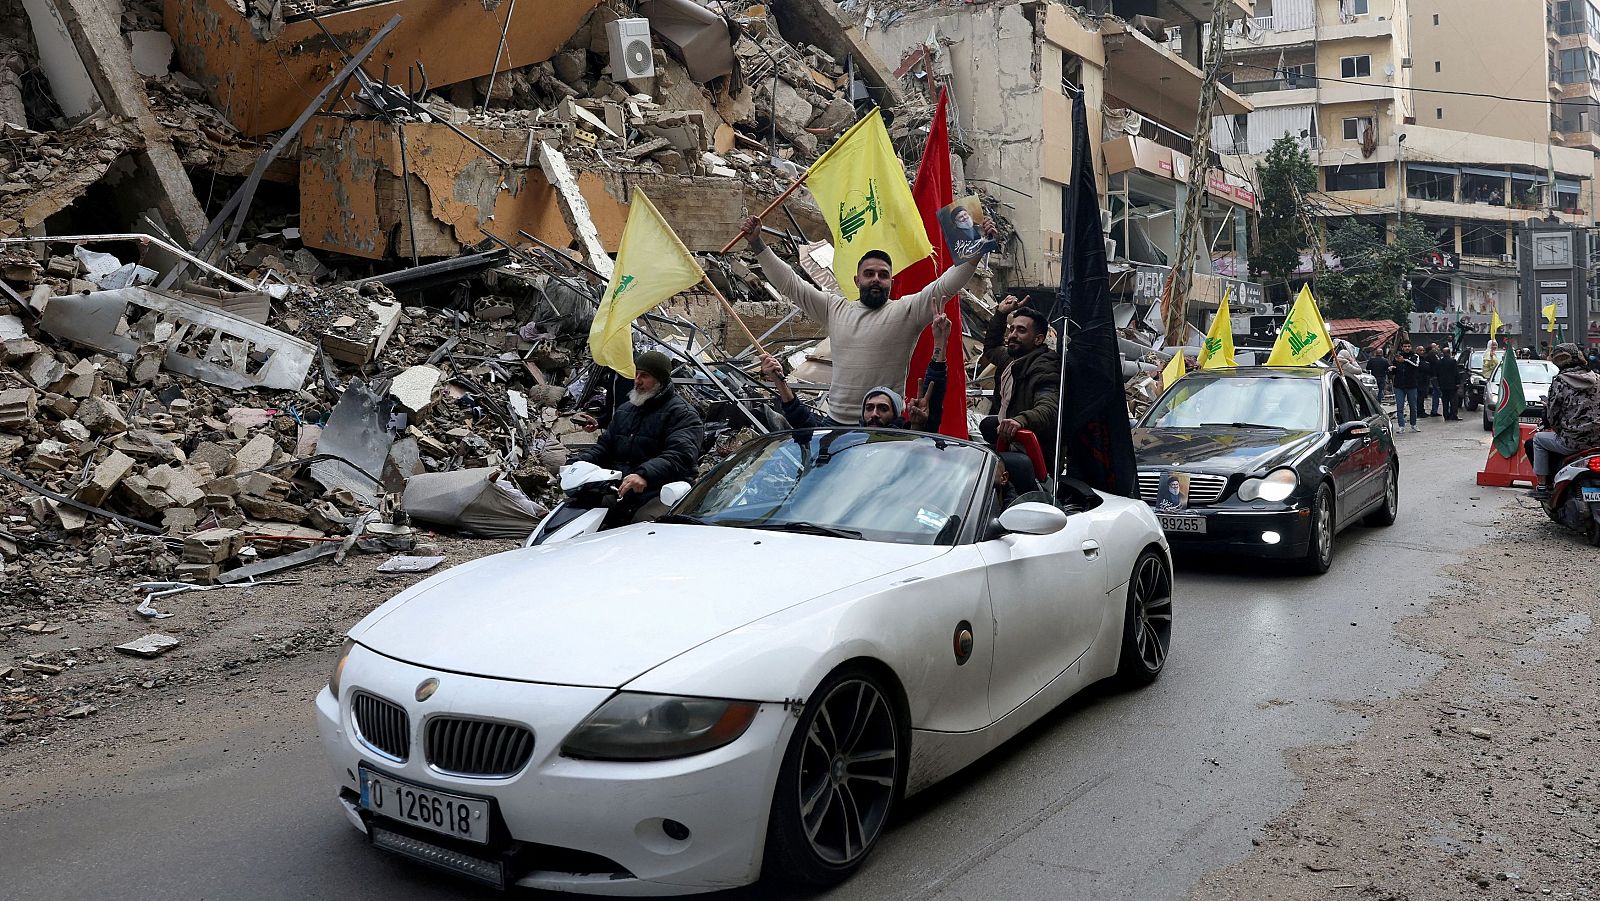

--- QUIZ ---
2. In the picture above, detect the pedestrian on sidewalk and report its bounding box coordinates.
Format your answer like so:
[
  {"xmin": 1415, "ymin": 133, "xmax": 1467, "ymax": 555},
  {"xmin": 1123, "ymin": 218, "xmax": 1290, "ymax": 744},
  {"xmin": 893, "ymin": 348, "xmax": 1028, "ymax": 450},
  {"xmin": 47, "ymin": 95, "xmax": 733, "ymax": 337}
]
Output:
[
  {"xmin": 1366, "ymin": 348, "xmax": 1389, "ymax": 400},
  {"xmin": 1423, "ymin": 343, "xmax": 1444, "ymax": 416},
  {"xmin": 1390, "ymin": 340, "xmax": 1425, "ymax": 432},
  {"xmin": 1432, "ymin": 349, "xmax": 1461, "ymax": 420}
]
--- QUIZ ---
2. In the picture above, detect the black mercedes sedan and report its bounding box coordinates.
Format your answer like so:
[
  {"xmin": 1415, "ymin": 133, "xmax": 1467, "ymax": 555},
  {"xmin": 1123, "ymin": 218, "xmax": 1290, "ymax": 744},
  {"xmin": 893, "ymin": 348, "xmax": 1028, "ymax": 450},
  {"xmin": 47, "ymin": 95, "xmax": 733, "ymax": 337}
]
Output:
[{"xmin": 1132, "ymin": 366, "xmax": 1398, "ymax": 574}]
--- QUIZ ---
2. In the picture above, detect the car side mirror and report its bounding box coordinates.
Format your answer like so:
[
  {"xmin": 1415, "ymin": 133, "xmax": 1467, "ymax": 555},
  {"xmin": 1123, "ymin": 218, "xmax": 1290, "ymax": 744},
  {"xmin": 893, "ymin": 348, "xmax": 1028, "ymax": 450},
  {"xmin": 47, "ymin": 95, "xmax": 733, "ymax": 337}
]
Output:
[
  {"xmin": 997, "ymin": 502, "xmax": 1070, "ymax": 536},
  {"xmin": 658, "ymin": 481, "xmax": 692, "ymax": 507},
  {"xmin": 1332, "ymin": 420, "xmax": 1371, "ymax": 446}
]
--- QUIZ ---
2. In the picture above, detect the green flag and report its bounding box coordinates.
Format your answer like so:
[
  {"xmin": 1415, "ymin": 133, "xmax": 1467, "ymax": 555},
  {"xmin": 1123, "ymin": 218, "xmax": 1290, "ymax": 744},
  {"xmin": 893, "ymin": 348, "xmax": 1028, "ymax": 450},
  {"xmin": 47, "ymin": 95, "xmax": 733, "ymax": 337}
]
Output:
[{"xmin": 1490, "ymin": 351, "xmax": 1526, "ymax": 458}]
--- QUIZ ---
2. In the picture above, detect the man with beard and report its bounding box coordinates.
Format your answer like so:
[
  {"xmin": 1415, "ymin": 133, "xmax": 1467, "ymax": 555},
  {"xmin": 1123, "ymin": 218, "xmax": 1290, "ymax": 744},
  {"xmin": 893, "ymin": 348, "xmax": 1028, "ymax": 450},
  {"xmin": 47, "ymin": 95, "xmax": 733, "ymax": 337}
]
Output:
[
  {"xmin": 980, "ymin": 296, "xmax": 1060, "ymax": 493},
  {"xmin": 575, "ymin": 351, "xmax": 703, "ymax": 526},
  {"xmin": 761, "ymin": 314, "xmax": 952, "ymax": 431},
  {"xmin": 742, "ymin": 215, "xmax": 993, "ymax": 424}
]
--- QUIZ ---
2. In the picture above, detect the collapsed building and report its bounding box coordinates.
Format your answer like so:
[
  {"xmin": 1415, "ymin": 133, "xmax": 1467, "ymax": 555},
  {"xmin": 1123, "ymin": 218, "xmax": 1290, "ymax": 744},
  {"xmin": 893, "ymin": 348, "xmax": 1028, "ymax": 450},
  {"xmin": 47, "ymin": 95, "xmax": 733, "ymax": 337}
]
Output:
[{"xmin": 0, "ymin": 0, "xmax": 1264, "ymax": 716}]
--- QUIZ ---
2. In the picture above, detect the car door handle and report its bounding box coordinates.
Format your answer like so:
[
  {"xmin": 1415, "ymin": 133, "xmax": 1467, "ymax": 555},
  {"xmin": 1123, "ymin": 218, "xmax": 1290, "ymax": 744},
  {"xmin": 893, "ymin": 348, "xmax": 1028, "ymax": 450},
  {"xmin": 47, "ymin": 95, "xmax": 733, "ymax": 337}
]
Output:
[{"xmin": 1081, "ymin": 540, "xmax": 1101, "ymax": 560}]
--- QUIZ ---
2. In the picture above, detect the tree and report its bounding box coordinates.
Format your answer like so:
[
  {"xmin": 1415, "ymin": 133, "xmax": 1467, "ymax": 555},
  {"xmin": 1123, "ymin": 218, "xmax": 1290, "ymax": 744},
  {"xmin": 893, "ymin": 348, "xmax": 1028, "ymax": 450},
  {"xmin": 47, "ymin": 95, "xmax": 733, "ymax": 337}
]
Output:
[
  {"xmin": 1317, "ymin": 218, "xmax": 1434, "ymax": 324},
  {"xmin": 1251, "ymin": 135, "xmax": 1317, "ymax": 290}
]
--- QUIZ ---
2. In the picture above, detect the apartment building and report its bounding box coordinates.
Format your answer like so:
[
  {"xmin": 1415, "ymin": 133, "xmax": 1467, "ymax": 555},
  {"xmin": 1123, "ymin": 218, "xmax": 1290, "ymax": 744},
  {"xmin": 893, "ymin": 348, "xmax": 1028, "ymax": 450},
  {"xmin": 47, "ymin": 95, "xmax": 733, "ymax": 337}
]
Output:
[
  {"xmin": 863, "ymin": 0, "xmax": 1265, "ymax": 320},
  {"xmin": 1218, "ymin": 0, "xmax": 1594, "ymax": 336}
]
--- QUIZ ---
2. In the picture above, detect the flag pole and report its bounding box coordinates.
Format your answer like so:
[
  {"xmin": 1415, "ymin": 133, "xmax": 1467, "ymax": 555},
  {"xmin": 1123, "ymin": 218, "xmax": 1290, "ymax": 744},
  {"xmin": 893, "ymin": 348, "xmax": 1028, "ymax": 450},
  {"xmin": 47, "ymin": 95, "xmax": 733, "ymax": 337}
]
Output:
[
  {"xmin": 697, "ymin": 274, "xmax": 767, "ymax": 356},
  {"xmin": 719, "ymin": 173, "xmax": 813, "ymax": 255}
]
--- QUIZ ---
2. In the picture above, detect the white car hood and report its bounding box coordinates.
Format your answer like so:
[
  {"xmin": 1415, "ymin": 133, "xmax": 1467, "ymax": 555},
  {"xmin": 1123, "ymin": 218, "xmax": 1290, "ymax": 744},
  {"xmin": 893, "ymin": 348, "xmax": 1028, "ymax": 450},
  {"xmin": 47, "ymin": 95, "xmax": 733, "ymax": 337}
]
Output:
[{"xmin": 350, "ymin": 524, "xmax": 947, "ymax": 687}]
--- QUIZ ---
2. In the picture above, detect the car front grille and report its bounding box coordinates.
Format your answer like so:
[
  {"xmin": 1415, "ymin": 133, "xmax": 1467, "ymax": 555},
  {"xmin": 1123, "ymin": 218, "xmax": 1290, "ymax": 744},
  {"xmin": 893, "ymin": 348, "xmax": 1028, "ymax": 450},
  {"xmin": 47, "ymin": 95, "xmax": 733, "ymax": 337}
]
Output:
[
  {"xmin": 1138, "ymin": 471, "xmax": 1231, "ymax": 506},
  {"xmin": 352, "ymin": 692, "xmax": 411, "ymax": 762},
  {"xmin": 425, "ymin": 717, "xmax": 536, "ymax": 778}
]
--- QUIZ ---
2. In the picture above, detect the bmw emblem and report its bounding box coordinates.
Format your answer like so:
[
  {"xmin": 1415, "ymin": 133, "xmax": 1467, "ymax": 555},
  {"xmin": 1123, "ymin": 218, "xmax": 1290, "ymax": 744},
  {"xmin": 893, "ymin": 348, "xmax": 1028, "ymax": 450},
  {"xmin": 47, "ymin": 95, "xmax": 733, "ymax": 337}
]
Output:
[{"xmin": 415, "ymin": 678, "xmax": 439, "ymax": 702}]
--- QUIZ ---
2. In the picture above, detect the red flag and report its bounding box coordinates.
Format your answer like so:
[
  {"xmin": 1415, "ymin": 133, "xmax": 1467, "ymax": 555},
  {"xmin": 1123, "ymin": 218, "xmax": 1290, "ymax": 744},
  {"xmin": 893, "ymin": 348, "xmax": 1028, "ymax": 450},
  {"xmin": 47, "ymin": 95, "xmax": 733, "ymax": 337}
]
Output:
[{"xmin": 900, "ymin": 88, "xmax": 969, "ymax": 438}]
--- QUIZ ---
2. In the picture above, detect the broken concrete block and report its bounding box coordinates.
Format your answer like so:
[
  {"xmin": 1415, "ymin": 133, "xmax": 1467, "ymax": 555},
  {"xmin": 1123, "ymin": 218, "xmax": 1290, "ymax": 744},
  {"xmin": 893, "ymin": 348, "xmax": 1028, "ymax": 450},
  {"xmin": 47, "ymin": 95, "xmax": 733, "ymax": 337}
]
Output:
[
  {"xmin": 77, "ymin": 451, "xmax": 136, "ymax": 506},
  {"xmin": 113, "ymin": 430, "xmax": 185, "ymax": 464},
  {"xmin": 319, "ymin": 301, "xmax": 402, "ymax": 365},
  {"xmin": 236, "ymin": 494, "xmax": 309, "ymax": 524},
  {"xmin": 60, "ymin": 360, "xmax": 98, "ymax": 398},
  {"xmin": 24, "ymin": 439, "xmax": 74, "ymax": 472},
  {"xmin": 175, "ymin": 562, "xmax": 220, "ymax": 584},
  {"xmin": 24, "ymin": 353, "xmax": 66, "ymax": 390},
  {"xmin": 188, "ymin": 440, "xmax": 234, "ymax": 476},
  {"xmin": 117, "ymin": 475, "xmax": 178, "ymax": 514},
  {"xmin": 145, "ymin": 465, "xmax": 206, "ymax": 507},
  {"xmin": 114, "ymin": 633, "xmax": 180, "ymax": 658},
  {"xmin": 238, "ymin": 471, "xmax": 292, "ymax": 501},
  {"xmin": 129, "ymin": 31, "xmax": 175, "ymax": 77},
  {"xmin": 0, "ymin": 387, "xmax": 37, "ymax": 428},
  {"xmin": 75, "ymin": 395, "xmax": 128, "ymax": 435},
  {"xmin": 229, "ymin": 433, "xmax": 278, "ymax": 475},
  {"xmin": 162, "ymin": 508, "xmax": 199, "ymax": 535},
  {"xmin": 56, "ymin": 419, "xmax": 92, "ymax": 443},
  {"xmin": 388, "ymin": 365, "xmax": 442, "ymax": 415},
  {"xmin": 182, "ymin": 527, "xmax": 243, "ymax": 564},
  {"xmin": 46, "ymin": 255, "xmax": 79, "ymax": 278}
]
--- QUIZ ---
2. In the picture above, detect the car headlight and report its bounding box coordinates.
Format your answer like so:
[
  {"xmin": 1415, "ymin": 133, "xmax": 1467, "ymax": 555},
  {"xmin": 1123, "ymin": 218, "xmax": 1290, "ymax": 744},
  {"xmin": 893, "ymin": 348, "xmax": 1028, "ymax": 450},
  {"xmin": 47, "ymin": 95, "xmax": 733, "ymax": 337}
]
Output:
[
  {"xmin": 1237, "ymin": 468, "xmax": 1298, "ymax": 503},
  {"xmin": 328, "ymin": 638, "xmax": 354, "ymax": 698},
  {"xmin": 561, "ymin": 693, "xmax": 759, "ymax": 761}
]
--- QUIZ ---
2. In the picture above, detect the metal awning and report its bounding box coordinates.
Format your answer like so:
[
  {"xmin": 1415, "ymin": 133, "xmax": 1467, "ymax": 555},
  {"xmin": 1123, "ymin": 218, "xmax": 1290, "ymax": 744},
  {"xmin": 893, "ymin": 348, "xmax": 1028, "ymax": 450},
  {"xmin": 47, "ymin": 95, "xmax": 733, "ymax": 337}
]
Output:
[
  {"xmin": 1461, "ymin": 167, "xmax": 1509, "ymax": 179},
  {"xmin": 1509, "ymin": 172, "xmax": 1542, "ymax": 182},
  {"xmin": 1406, "ymin": 163, "xmax": 1458, "ymax": 176}
]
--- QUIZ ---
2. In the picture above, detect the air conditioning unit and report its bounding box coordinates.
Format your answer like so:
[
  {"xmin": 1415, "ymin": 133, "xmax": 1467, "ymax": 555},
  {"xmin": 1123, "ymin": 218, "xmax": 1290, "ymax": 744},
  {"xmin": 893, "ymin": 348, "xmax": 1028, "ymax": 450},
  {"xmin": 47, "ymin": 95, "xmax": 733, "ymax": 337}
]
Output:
[
  {"xmin": 608, "ymin": 17, "xmax": 655, "ymax": 83},
  {"xmin": 1400, "ymin": 57, "xmax": 1413, "ymax": 68},
  {"xmin": 1500, "ymin": 253, "xmax": 1515, "ymax": 265}
]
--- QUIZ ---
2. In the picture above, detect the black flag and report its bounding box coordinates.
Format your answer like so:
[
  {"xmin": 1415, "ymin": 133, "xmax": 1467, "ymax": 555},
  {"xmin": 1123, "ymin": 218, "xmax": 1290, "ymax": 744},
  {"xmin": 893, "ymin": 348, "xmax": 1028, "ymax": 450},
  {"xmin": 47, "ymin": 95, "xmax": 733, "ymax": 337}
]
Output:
[{"xmin": 1054, "ymin": 89, "xmax": 1137, "ymax": 499}]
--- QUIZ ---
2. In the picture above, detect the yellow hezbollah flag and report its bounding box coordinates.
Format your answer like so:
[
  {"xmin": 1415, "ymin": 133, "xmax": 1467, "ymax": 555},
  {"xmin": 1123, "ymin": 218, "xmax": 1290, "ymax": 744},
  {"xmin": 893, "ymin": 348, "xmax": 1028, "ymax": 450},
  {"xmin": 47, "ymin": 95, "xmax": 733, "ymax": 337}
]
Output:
[
  {"xmin": 1161, "ymin": 349, "xmax": 1186, "ymax": 390},
  {"xmin": 805, "ymin": 109, "xmax": 932, "ymax": 299},
  {"xmin": 1267, "ymin": 285, "xmax": 1333, "ymax": 367},
  {"xmin": 589, "ymin": 190, "xmax": 704, "ymax": 377},
  {"xmin": 1543, "ymin": 302, "xmax": 1558, "ymax": 334},
  {"xmin": 1489, "ymin": 308, "xmax": 1503, "ymax": 341},
  {"xmin": 1197, "ymin": 288, "xmax": 1236, "ymax": 370}
]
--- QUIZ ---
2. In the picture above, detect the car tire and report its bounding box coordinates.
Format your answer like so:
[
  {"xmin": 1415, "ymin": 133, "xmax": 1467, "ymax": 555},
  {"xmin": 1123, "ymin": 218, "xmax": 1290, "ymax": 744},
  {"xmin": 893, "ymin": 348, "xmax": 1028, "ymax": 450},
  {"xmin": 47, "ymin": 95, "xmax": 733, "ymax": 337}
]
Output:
[
  {"xmin": 1464, "ymin": 393, "xmax": 1479, "ymax": 412},
  {"xmin": 1363, "ymin": 463, "xmax": 1399, "ymax": 527},
  {"xmin": 1299, "ymin": 483, "xmax": 1335, "ymax": 575},
  {"xmin": 763, "ymin": 666, "xmax": 905, "ymax": 888},
  {"xmin": 1482, "ymin": 406, "xmax": 1492, "ymax": 431},
  {"xmin": 1115, "ymin": 548, "xmax": 1173, "ymax": 688}
]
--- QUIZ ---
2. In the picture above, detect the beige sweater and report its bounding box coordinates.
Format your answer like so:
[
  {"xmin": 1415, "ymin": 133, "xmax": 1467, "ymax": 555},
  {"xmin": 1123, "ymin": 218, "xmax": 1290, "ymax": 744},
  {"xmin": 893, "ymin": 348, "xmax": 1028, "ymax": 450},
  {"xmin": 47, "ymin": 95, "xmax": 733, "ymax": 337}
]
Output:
[{"xmin": 757, "ymin": 246, "xmax": 978, "ymax": 423}]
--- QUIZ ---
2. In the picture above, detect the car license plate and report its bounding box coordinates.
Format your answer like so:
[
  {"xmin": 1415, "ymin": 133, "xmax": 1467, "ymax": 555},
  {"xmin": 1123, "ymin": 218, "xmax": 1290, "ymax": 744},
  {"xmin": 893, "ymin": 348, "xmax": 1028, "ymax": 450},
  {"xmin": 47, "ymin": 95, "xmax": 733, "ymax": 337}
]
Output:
[
  {"xmin": 1582, "ymin": 486, "xmax": 1600, "ymax": 503},
  {"xmin": 1157, "ymin": 514, "xmax": 1206, "ymax": 534},
  {"xmin": 360, "ymin": 767, "xmax": 491, "ymax": 844}
]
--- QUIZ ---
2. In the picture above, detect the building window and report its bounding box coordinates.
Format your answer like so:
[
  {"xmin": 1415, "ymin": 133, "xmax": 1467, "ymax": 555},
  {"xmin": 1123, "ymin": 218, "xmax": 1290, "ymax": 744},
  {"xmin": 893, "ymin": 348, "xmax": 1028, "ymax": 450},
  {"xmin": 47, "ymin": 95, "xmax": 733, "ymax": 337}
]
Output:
[
  {"xmin": 1342, "ymin": 116, "xmax": 1373, "ymax": 141},
  {"xmin": 1462, "ymin": 170, "xmax": 1508, "ymax": 205},
  {"xmin": 1348, "ymin": 0, "xmax": 1369, "ymax": 14},
  {"xmin": 1461, "ymin": 223, "xmax": 1508, "ymax": 258},
  {"xmin": 1062, "ymin": 51, "xmax": 1082, "ymax": 94},
  {"xmin": 1433, "ymin": 61, "xmax": 1441, "ymax": 72},
  {"xmin": 1557, "ymin": 48, "xmax": 1590, "ymax": 84},
  {"xmin": 1407, "ymin": 166, "xmax": 1455, "ymax": 202},
  {"xmin": 1432, "ymin": 14, "xmax": 1439, "ymax": 25},
  {"xmin": 1436, "ymin": 107, "xmax": 1443, "ymax": 119},
  {"xmin": 1340, "ymin": 55, "xmax": 1372, "ymax": 78},
  {"xmin": 1325, "ymin": 164, "xmax": 1386, "ymax": 191}
]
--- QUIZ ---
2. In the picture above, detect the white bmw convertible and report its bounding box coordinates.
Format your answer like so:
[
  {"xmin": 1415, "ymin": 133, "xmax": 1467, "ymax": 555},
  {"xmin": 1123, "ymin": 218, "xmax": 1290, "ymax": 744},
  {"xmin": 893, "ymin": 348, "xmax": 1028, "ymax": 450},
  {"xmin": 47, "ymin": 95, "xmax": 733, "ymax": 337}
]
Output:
[{"xmin": 316, "ymin": 428, "xmax": 1173, "ymax": 894}]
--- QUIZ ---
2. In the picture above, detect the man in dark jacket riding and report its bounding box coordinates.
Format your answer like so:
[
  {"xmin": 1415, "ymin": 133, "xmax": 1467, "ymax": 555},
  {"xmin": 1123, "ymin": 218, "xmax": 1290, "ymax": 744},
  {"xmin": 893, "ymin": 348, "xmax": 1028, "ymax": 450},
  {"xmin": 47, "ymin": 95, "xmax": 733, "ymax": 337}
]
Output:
[
  {"xmin": 576, "ymin": 351, "xmax": 703, "ymax": 525},
  {"xmin": 981, "ymin": 296, "xmax": 1061, "ymax": 493}
]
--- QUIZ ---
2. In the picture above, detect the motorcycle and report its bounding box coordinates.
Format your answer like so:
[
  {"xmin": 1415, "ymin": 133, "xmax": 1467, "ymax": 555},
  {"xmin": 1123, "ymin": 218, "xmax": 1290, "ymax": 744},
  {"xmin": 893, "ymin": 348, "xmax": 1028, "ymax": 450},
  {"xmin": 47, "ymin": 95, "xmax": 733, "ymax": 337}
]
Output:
[
  {"xmin": 523, "ymin": 461, "xmax": 623, "ymax": 547},
  {"xmin": 1535, "ymin": 446, "xmax": 1600, "ymax": 546}
]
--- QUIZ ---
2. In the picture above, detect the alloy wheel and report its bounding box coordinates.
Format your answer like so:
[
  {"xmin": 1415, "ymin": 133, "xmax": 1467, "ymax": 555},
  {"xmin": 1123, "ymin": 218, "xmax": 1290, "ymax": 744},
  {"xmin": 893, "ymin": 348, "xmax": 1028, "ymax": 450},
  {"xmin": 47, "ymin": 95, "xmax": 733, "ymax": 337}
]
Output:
[
  {"xmin": 1132, "ymin": 554, "xmax": 1172, "ymax": 672},
  {"xmin": 1314, "ymin": 491, "xmax": 1333, "ymax": 568},
  {"xmin": 796, "ymin": 679, "xmax": 899, "ymax": 866}
]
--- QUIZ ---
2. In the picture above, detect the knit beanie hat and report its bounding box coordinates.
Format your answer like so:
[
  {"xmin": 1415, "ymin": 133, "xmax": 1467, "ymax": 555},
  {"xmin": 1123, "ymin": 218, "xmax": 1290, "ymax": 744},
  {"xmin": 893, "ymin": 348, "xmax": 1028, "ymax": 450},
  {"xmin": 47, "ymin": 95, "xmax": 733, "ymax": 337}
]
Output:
[
  {"xmin": 635, "ymin": 351, "xmax": 672, "ymax": 384},
  {"xmin": 863, "ymin": 386, "xmax": 905, "ymax": 419}
]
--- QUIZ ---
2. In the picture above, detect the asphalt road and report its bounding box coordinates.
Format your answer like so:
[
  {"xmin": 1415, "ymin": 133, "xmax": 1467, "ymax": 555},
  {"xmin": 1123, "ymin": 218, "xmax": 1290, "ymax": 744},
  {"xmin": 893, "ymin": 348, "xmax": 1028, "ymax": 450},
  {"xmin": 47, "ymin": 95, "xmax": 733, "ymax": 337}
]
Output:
[{"xmin": 0, "ymin": 419, "xmax": 1514, "ymax": 901}]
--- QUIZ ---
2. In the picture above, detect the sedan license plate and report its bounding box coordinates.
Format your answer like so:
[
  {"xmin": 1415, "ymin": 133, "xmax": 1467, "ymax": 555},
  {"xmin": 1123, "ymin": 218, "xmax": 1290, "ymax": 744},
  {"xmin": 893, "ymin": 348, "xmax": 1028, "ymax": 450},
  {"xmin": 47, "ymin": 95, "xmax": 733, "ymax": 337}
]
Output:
[
  {"xmin": 360, "ymin": 767, "xmax": 491, "ymax": 844},
  {"xmin": 1157, "ymin": 514, "xmax": 1206, "ymax": 534},
  {"xmin": 1582, "ymin": 486, "xmax": 1600, "ymax": 503}
]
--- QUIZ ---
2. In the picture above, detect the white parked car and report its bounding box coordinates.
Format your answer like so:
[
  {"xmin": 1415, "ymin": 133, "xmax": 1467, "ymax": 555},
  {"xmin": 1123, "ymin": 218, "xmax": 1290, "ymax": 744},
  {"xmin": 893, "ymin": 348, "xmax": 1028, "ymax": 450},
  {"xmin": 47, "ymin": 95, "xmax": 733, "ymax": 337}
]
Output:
[
  {"xmin": 316, "ymin": 429, "xmax": 1173, "ymax": 894},
  {"xmin": 1482, "ymin": 358, "xmax": 1559, "ymax": 431}
]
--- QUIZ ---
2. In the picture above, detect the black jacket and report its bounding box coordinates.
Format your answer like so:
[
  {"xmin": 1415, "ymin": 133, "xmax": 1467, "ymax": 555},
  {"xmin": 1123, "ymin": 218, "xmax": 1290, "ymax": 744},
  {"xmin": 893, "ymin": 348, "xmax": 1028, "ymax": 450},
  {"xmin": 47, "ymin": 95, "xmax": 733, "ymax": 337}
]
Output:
[
  {"xmin": 577, "ymin": 389, "xmax": 704, "ymax": 487},
  {"xmin": 1389, "ymin": 352, "xmax": 1425, "ymax": 389},
  {"xmin": 983, "ymin": 316, "xmax": 1061, "ymax": 459},
  {"xmin": 1432, "ymin": 354, "xmax": 1461, "ymax": 388}
]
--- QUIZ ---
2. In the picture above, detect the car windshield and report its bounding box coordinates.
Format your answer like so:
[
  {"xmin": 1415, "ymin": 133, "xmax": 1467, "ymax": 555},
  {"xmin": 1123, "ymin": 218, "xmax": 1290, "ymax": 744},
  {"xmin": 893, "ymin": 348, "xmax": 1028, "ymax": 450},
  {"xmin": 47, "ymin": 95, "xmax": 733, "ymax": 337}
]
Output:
[
  {"xmin": 1141, "ymin": 375, "xmax": 1325, "ymax": 431},
  {"xmin": 1512, "ymin": 360, "xmax": 1559, "ymax": 385},
  {"xmin": 1469, "ymin": 351, "xmax": 1487, "ymax": 370},
  {"xmin": 675, "ymin": 430, "xmax": 988, "ymax": 545}
]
